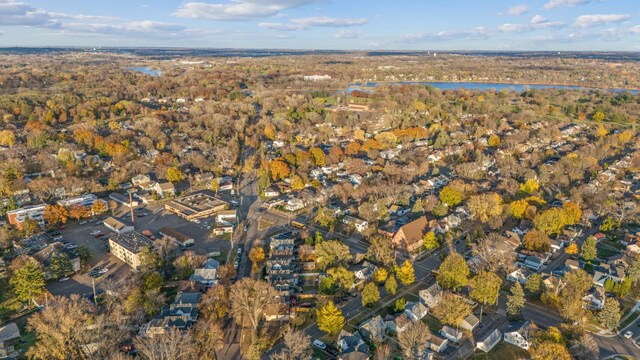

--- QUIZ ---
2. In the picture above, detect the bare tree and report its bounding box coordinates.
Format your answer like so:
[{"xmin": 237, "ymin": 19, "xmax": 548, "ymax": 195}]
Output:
[
  {"xmin": 374, "ymin": 343, "xmax": 394, "ymax": 360},
  {"xmin": 569, "ymin": 333, "xmax": 599, "ymax": 360},
  {"xmin": 472, "ymin": 232, "xmax": 516, "ymax": 276},
  {"xmin": 193, "ymin": 318, "xmax": 225, "ymax": 360},
  {"xmin": 398, "ymin": 321, "xmax": 431, "ymax": 360},
  {"xmin": 134, "ymin": 329, "xmax": 196, "ymax": 360},
  {"xmin": 229, "ymin": 278, "xmax": 279, "ymax": 339},
  {"xmin": 272, "ymin": 326, "xmax": 312, "ymax": 360}
]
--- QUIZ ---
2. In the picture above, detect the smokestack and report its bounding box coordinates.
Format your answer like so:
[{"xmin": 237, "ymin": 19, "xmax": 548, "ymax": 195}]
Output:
[{"xmin": 129, "ymin": 191, "xmax": 135, "ymax": 227}]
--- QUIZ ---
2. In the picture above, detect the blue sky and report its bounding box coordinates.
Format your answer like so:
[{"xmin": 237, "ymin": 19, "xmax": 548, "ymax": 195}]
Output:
[{"xmin": 0, "ymin": 0, "xmax": 639, "ymax": 50}]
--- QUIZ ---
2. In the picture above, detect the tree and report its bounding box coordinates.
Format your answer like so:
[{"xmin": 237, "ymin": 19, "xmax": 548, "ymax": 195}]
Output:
[
  {"xmin": 565, "ymin": 243, "xmax": 579, "ymax": 255},
  {"xmin": 248, "ymin": 246, "xmax": 265, "ymax": 271},
  {"xmin": 272, "ymin": 327, "xmax": 312, "ymax": 360},
  {"xmin": 570, "ymin": 333, "xmax": 599, "ymax": 360},
  {"xmin": 593, "ymin": 110, "xmax": 605, "ymax": 122},
  {"xmin": 90, "ymin": 200, "xmax": 107, "ymax": 215},
  {"xmin": 366, "ymin": 235, "xmax": 394, "ymax": 267},
  {"xmin": 423, "ymin": 231, "xmax": 439, "ymax": 250},
  {"xmin": 535, "ymin": 208, "xmax": 569, "ymax": 235},
  {"xmin": 10, "ymin": 257, "xmax": 45, "ymax": 303},
  {"xmin": 396, "ymin": 260, "xmax": 415, "ymax": 286},
  {"xmin": 229, "ymin": 279, "xmax": 279, "ymax": 339},
  {"xmin": 398, "ymin": 321, "xmax": 430, "ymax": 359},
  {"xmin": 135, "ymin": 328, "xmax": 196, "ymax": 360},
  {"xmin": 199, "ymin": 285, "xmax": 230, "ymax": 322},
  {"xmin": 327, "ymin": 267, "xmax": 355, "ymax": 291},
  {"xmin": 469, "ymin": 271, "xmax": 502, "ymax": 321},
  {"xmin": 166, "ymin": 166, "xmax": 184, "ymax": 183},
  {"xmin": 43, "ymin": 204, "xmax": 68, "ymax": 226},
  {"xmin": 395, "ymin": 297, "xmax": 407, "ymax": 312},
  {"xmin": 467, "ymin": 193, "xmax": 503, "ymax": 224},
  {"xmin": 269, "ymin": 159, "xmax": 290, "ymax": 181},
  {"xmin": 318, "ymin": 276, "xmax": 337, "ymax": 295},
  {"xmin": 68, "ymin": 204, "xmax": 89, "ymax": 220},
  {"xmin": 531, "ymin": 341, "xmax": 572, "ymax": 360},
  {"xmin": 373, "ymin": 268, "xmax": 388, "ymax": 283},
  {"xmin": 385, "ymin": 275, "xmax": 398, "ymax": 295},
  {"xmin": 596, "ymin": 123, "xmax": 608, "ymax": 137},
  {"xmin": 432, "ymin": 292, "xmax": 472, "ymax": 327},
  {"xmin": 525, "ymin": 273, "xmax": 543, "ymax": 299},
  {"xmin": 509, "ymin": 199, "xmax": 529, "ymax": 219},
  {"xmin": 559, "ymin": 269, "xmax": 592, "ymax": 322},
  {"xmin": 49, "ymin": 253, "xmax": 73, "ymax": 280},
  {"xmin": 436, "ymin": 252, "xmax": 469, "ymax": 291},
  {"xmin": 507, "ymin": 282, "xmax": 526, "ymax": 319},
  {"xmin": 0, "ymin": 130, "xmax": 15, "ymax": 147},
  {"xmin": 598, "ymin": 299, "xmax": 621, "ymax": 330},
  {"xmin": 520, "ymin": 179, "xmax": 540, "ymax": 194},
  {"xmin": 290, "ymin": 175, "xmax": 305, "ymax": 191},
  {"xmin": 210, "ymin": 180, "xmax": 219, "ymax": 194},
  {"xmin": 193, "ymin": 318, "xmax": 224, "ymax": 360},
  {"xmin": 362, "ymin": 282, "xmax": 380, "ymax": 307},
  {"xmin": 310, "ymin": 147, "xmax": 326, "ymax": 167},
  {"xmin": 524, "ymin": 230, "xmax": 551, "ymax": 252},
  {"xmin": 471, "ymin": 233, "xmax": 516, "ymax": 276},
  {"xmin": 317, "ymin": 301, "xmax": 344, "ymax": 335},
  {"xmin": 562, "ymin": 201, "xmax": 581, "ymax": 225},
  {"xmin": 439, "ymin": 185, "xmax": 462, "ymax": 207},
  {"xmin": 580, "ymin": 236, "xmax": 597, "ymax": 262},
  {"xmin": 315, "ymin": 240, "xmax": 351, "ymax": 270},
  {"xmin": 374, "ymin": 343, "xmax": 393, "ymax": 360},
  {"xmin": 487, "ymin": 134, "xmax": 501, "ymax": 147}
]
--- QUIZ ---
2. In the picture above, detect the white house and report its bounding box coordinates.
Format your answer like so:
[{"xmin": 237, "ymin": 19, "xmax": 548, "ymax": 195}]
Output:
[
  {"xmin": 342, "ymin": 215, "xmax": 368, "ymax": 233},
  {"xmin": 440, "ymin": 326, "xmax": 463, "ymax": 343},
  {"xmin": 503, "ymin": 321, "xmax": 531, "ymax": 350},
  {"xmin": 404, "ymin": 301, "xmax": 428, "ymax": 322},
  {"xmin": 189, "ymin": 258, "xmax": 219, "ymax": 286},
  {"xmin": 476, "ymin": 329, "xmax": 502, "ymax": 353},
  {"xmin": 216, "ymin": 210, "xmax": 237, "ymax": 225},
  {"xmin": 507, "ymin": 268, "xmax": 532, "ymax": 285},
  {"xmin": 103, "ymin": 217, "xmax": 134, "ymax": 234},
  {"xmin": 263, "ymin": 187, "xmax": 280, "ymax": 197}
]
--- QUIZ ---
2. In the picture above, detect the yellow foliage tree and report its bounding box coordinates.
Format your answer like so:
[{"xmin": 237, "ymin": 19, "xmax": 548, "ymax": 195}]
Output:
[
  {"xmin": 0, "ymin": 130, "xmax": 16, "ymax": 147},
  {"xmin": 565, "ymin": 243, "xmax": 579, "ymax": 255},
  {"xmin": 596, "ymin": 123, "xmax": 608, "ymax": 137},
  {"xmin": 519, "ymin": 179, "xmax": 540, "ymax": 194},
  {"xmin": 487, "ymin": 134, "xmax": 501, "ymax": 147},
  {"xmin": 166, "ymin": 166, "xmax": 184, "ymax": 183}
]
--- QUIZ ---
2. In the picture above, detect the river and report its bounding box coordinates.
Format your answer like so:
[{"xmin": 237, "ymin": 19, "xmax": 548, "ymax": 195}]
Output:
[{"xmin": 126, "ymin": 67, "xmax": 162, "ymax": 76}]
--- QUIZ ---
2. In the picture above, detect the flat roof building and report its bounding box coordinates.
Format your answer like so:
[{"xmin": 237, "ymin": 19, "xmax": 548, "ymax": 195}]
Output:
[
  {"xmin": 158, "ymin": 227, "xmax": 194, "ymax": 247},
  {"xmin": 7, "ymin": 204, "xmax": 46, "ymax": 226},
  {"xmin": 164, "ymin": 193, "xmax": 228, "ymax": 220},
  {"xmin": 56, "ymin": 194, "xmax": 98, "ymax": 208},
  {"xmin": 109, "ymin": 232, "xmax": 154, "ymax": 270}
]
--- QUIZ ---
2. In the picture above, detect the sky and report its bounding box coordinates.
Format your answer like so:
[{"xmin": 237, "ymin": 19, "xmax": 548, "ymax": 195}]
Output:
[{"xmin": 0, "ymin": 0, "xmax": 639, "ymax": 50}]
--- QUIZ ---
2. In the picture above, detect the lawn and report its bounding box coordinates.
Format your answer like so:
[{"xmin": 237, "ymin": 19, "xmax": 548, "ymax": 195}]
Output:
[
  {"xmin": 422, "ymin": 314, "xmax": 443, "ymax": 333},
  {"xmin": 470, "ymin": 342, "xmax": 529, "ymax": 360}
]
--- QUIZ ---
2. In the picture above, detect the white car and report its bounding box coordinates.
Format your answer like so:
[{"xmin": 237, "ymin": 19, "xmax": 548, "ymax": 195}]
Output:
[
  {"xmin": 90, "ymin": 230, "xmax": 102, "ymax": 236},
  {"xmin": 98, "ymin": 268, "xmax": 109, "ymax": 275},
  {"xmin": 624, "ymin": 331, "xmax": 634, "ymax": 339},
  {"xmin": 312, "ymin": 340, "xmax": 326, "ymax": 350},
  {"xmin": 193, "ymin": 219, "xmax": 201, "ymax": 224}
]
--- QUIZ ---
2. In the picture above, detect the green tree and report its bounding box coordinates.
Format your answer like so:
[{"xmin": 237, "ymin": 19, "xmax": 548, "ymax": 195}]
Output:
[
  {"xmin": 318, "ymin": 276, "xmax": 337, "ymax": 295},
  {"xmin": 385, "ymin": 275, "xmax": 398, "ymax": 295},
  {"xmin": 141, "ymin": 271, "xmax": 164, "ymax": 292},
  {"xmin": 535, "ymin": 208, "xmax": 569, "ymax": 235},
  {"xmin": 395, "ymin": 297, "xmax": 406, "ymax": 312},
  {"xmin": 507, "ymin": 282, "xmax": 526, "ymax": 319},
  {"xmin": 423, "ymin": 231, "xmax": 439, "ymax": 251},
  {"xmin": 580, "ymin": 236, "xmax": 597, "ymax": 262},
  {"xmin": 436, "ymin": 252, "xmax": 469, "ymax": 291},
  {"xmin": 315, "ymin": 240, "xmax": 351, "ymax": 270},
  {"xmin": 598, "ymin": 299, "xmax": 621, "ymax": 330},
  {"xmin": 166, "ymin": 166, "xmax": 184, "ymax": 183},
  {"xmin": 49, "ymin": 253, "xmax": 73, "ymax": 280},
  {"xmin": 10, "ymin": 258, "xmax": 45, "ymax": 304},
  {"xmin": 327, "ymin": 267, "xmax": 355, "ymax": 291},
  {"xmin": 362, "ymin": 282, "xmax": 380, "ymax": 307},
  {"xmin": 439, "ymin": 186, "xmax": 463, "ymax": 207},
  {"xmin": 317, "ymin": 301, "xmax": 344, "ymax": 335},
  {"xmin": 469, "ymin": 271, "xmax": 502, "ymax": 322},
  {"xmin": 397, "ymin": 260, "xmax": 415, "ymax": 286},
  {"xmin": 525, "ymin": 273, "xmax": 543, "ymax": 299}
]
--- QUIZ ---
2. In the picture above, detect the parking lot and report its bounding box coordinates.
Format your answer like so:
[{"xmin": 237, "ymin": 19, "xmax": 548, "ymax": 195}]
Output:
[{"xmin": 46, "ymin": 203, "xmax": 233, "ymax": 296}]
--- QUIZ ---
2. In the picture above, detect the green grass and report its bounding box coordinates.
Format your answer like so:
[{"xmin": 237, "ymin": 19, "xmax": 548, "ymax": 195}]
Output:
[
  {"xmin": 15, "ymin": 330, "xmax": 37, "ymax": 354},
  {"xmin": 470, "ymin": 341, "xmax": 530, "ymax": 360},
  {"xmin": 422, "ymin": 314, "xmax": 443, "ymax": 333}
]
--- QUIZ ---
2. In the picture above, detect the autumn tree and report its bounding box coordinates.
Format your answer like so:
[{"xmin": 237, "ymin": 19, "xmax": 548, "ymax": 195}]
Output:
[
  {"xmin": 269, "ymin": 159, "xmax": 290, "ymax": 181},
  {"xmin": 397, "ymin": 260, "xmax": 415, "ymax": 286},
  {"xmin": 467, "ymin": 192, "xmax": 503, "ymax": 224},
  {"xmin": 524, "ymin": 229, "xmax": 551, "ymax": 252},
  {"xmin": 193, "ymin": 318, "xmax": 225, "ymax": 360},
  {"xmin": 68, "ymin": 204, "xmax": 89, "ymax": 220},
  {"xmin": 366, "ymin": 235, "xmax": 394, "ymax": 267},
  {"xmin": 43, "ymin": 204, "xmax": 68, "ymax": 226},
  {"xmin": 362, "ymin": 282, "xmax": 380, "ymax": 307},
  {"xmin": 580, "ymin": 236, "xmax": 597, "ymax": 262},
  {"xmin": 565, "ymin": 243, "xmax": 579, "ymax": 255},
  {"xmin": 373, "ymin": 268, "xmax": 388, "ymax": 283},
  {"xmin": 559, "ymin": 269, "xmax": 592, "ymax": 322},
  {"xmin": 432, "ymin": 292, "xmax": 472, "ymax": 327},
  {"xmin": 519, "ymin": 179, "xmax": 540, "ymax": 194},
  {"xmin": 562, "ymin": 201, "xmax": 581, "ymax": 225},
  {"xmin": 199, "ymin": 285, "xmax": 230, "ymax": 322},
  {"xmin": 385, "ymin": 275, "xmax": 398, "ymax": 295},
  {"xmin": 398, "ymin": 321, "xmax": 431, "ymax": 359},
  {"xmin": 90, "ymin": 200, "xmax": 107, "ymax": 215},
  {"xmin": 469, "ymin": 271, "xmax": 502, "ymax": 321},
  {"xmin": 135, "ymin": 328, "xmax": 196, "ymax": 360},
  {"xmin": 423, "ymin": 231, "xmax": 439, "ymax": 250},
  {"xmin": 535, "ymin": 208, "xmax": 569, "ymax": 235},
  {"xmin": 471, "ymin": 233, "xmax": 516, "ymax": 275},
  {"xmin": 598, "ymin": 298, "xmax": 621, "ymax": 330},
  {"xmin": 310, "ymin": 147, "xmax": 326, "ymax": 167},
  {"xmin": 166, "ymin": 166, "xmax": 184, "ymax": 183},
  {"xmin": 439, "ymin": 185, "xmax": 463, "ymax": 207},
  {"xmin": 315, "ymin": 240, "xmax": 351, "ymax": 270},
  {"xmin": 229, "ymin": 279, "xmax": 278, "ymax": 340},
  {"xmin": 509, "ymin": 199, "xmax": 529, "ymax": 219},
  {"xmin": 317, "ymin": 301, "xmax": 344, "ymax": 335},
  {"xmin": 248, "ymin": 246, "xmax": 266, "ymax": 271},
  {"xmin": 0, "ymin": 130, "xmax": 16, "ymax": 147},
  {"xmin": 272, "ymin": 327, "xmax": 312, "ymax": 360},
  {"xmin": 531, "ymin": 341, "xmax": 572, "ymax": 360},
  {"xmin": 487, "ymin": 133, "xmax": 501, "ymax": 147},
  {"xmin": 327, "ymin": 266, "xmax": 355, "ymax": 291},
  {"xmin": 290, "ymin": 175, "xmax": 305, "ymax": 190},
  {"xmin": 507, "ymin": 281, "xmax": 526, "ymax": 319},
  {"xmin": 436, "ymin": 252, "xmax": 469, "ymax": 291}
]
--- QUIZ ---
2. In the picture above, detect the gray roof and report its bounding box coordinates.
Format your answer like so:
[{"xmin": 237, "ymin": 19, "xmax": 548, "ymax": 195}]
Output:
[{"xmin": 0, "ymin": 322, "xmax": 20, "ymax": 343}]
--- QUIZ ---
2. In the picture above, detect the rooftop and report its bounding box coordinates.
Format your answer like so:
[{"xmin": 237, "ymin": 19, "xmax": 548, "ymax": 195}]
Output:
[{"xmin": 109, "ymin": 232, "xmax": 153, "ymax": 254}]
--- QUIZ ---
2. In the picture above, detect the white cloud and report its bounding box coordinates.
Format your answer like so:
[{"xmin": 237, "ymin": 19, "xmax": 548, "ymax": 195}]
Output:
[
  {"xmin": 0, "ymin": 1, "xmax": 116, "ymax": 27},
  {"xmin": 172, "ymin": 0, "xmax": 322, "ymax": 21},
  {"xmin": 498, "ymin": 15, "xmax": 564, "ymax": 33},
  {"xmin": 574, "ymin": 14, "xmax": 630, "ymax": 28},
  {"xmin": 506, "ymin": 5, "xmax": 528, "ymax": 16},
  {"xmin": 543, "ymin": 0, "xmax": 590, "ymax": 10},
  {"xmin": 259, "ymin": 16, "xmax": 367, "ymax": 31},
  {"xmin": 335, "ymin": 30, "xmax": 362, "ymax": 39},
  {"xmin": 631, "ymin": 25, "xmax": 640, "ymax": 34},
  {"xmin": 399, "ymin": 27, "xmax": 492, "ymax": 43},
  {"xmin": 58, "ymin": 21, "xmax": 222, "ymax": 39}
]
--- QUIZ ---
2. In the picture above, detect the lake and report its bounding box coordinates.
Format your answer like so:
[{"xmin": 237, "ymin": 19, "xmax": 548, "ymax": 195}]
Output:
[
  {"xmin": 346, "ymin": 81, "xmax": 638, "ymax": 95},
  {"xmin": 127, "ymin": 67, "xmax": 162, "ymax": 76}
]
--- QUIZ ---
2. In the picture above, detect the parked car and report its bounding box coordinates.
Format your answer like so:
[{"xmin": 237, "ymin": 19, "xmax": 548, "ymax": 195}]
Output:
[
  {"xmin": 90, "ymin": 230, "xmax": 102, "ymax": 236},
  {"xmin": 312, "ymin": 340, "xmax": 326, "ymax": 350},
  {"xmin": 624, "ymin": 331, "xmax": 634, "ymax": 339},
  {"xmin": 95, "ymin": 233, "xmax": 105, "ymax": 238}
]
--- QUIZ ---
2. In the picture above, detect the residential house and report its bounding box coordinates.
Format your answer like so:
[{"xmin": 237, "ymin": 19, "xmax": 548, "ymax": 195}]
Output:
[
  {"xmin": 343, "ymin": 215, "xmax": 369, "ymax": 233},
  {"xmin": 476, "ymin": 329, "xmax": 502, "ymax": 353},
  {"xmin": 145, "ymin": 292, "xmax": 201, "ymax": 336},
  {"xmin": 0, "ymin": 323, "xmax": 20, "ymax": 359},
  {"xmin": 440, "ymin": 326, "xmax": 463, "ymax": 343},
  {"xmin": 7, "ymin": 204, "xmax": 46, "ymax": 226},
  {"xmin": 264, "ymin": 187, "xmax": 280, "ymax": 197},
  {"xmin": 189, "ymin": 258, "xmax": 219, "ymax": 286},
  {"xmin": 358, "ymin": 315, "xmax": 386, "ymax": 343},
  {"xmin": 264, "ymin": 303, "xmax": 289, "ymax": 322},
  {"xmin": 404, "ymin": 301, "xmax": 428, "ymax": 322},
  {"xmin": 582, "ymin": 287, "xmax": 606, "ymax": 310},
  {"xmin": 103, "ymin": 217, "xmax": 134, "ymax": 234},
  {"xmin": 216, "ymin": 210, "xmax": 237, "ymax": 225},
  {"xmin": 507, "ymin": 268, "xmax": 532, "ymax": 285},
  {"xmin": 385, "ymin": 313, "xmax": 411, "ymax": 334},
  {"xmin": 131, "ymin": 174, "xmax": 152, "ymax": 188},
  {"xmin": 503, "ymin": 321, "xmax": 531, "ymax": 350},
  {"xmin": 460, "ymin": 314, "xmax": 480, "ymax": 332},
  {"xmin": 270, "ymin": 232, "xmax": 295, "ymax": 252},
  {"xmin": 31, "ymin": 243, "xmax": 81, "ymax": 280},
  {"xmin": 285, "ymin": 198, "xmax": 306, "ymax": 212},
  {"xmin": 158, "ymin": 227, "xmax": 194, "ymax": 247},
  {"xmin": 337, "ymin": 330, "xmax": 368, "ymax": 355},
  {"xmin": 152, "ymin": 181, "xmax": 175, "ymax": 198},
  {"xmin": 353, "ymin": 262, "xmax": 377, "ymax": 283},
  {"xmin": 565, "ymin": 259, "xmax": 580, "ymax": 270},
  {"xmin": 392, "ymin": 216, "xmax": 429, "ymax": 253},
  {"xmin": 337, "ymin": 350, "xmax": 370, "ymax": 360},
  {"xmin": 419, "ymin": 283, "xmax": 443, "ymax": 309},
  {"xmin": 426, "ymin": 333, "xmax": 449, "ymax": 353},
  {"xmin": 524, "ymin": 256, "xmax": 544, "ymax": 271},
  {"xmin": 109, "ymin": 192, "xmax": 139, "ymax": 207}
]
